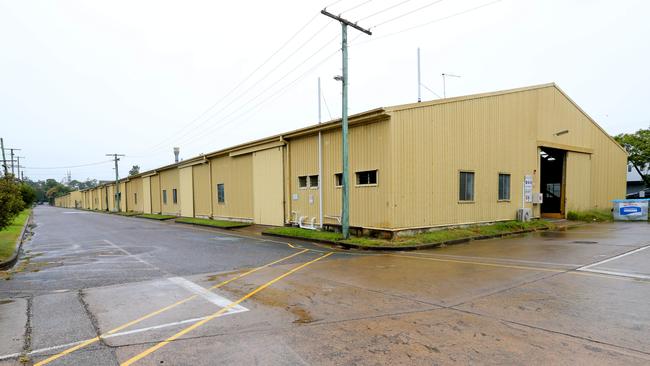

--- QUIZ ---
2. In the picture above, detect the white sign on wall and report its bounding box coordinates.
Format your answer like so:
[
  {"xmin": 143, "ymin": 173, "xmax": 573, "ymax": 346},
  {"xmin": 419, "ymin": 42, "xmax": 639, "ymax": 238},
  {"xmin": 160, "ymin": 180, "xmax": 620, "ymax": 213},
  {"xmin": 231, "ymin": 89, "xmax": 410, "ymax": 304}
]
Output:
[{"xmin": 524, "ymin": 175, "xmax": 533, "ymax": 203}]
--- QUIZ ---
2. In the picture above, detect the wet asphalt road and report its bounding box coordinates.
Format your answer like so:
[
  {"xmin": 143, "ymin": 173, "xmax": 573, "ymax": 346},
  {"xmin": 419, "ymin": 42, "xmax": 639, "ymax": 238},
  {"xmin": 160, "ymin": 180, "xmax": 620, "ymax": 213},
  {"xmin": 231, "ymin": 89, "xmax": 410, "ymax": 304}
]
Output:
[{"xmin": 1, "ymin": 206, "xmax": 649, "ymax": 365}]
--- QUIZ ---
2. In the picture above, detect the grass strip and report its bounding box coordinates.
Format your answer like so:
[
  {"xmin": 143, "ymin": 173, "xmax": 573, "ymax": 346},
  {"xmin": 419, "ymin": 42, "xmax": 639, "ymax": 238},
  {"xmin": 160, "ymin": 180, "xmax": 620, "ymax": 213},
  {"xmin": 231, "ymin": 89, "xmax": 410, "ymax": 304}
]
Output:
[
  {"xmin": 136, "ymin": 213, "xmax": 177, "ymax": 220},
  {"xmin": 113, "ymin": 211, "xmax": 142, "ymax": 216},
  {"xmin": 175, "ymin": 217, "xmax": 250, "ymax": 228},
  {"xmin": 0, "ymin": 209, "xmax": 31, "ymax": 262},
  {"xmin": 567, "ymin": 209, "xmax": 612, "ymax": 222},
  {"xmin": 265, "ymin": 220, "xmax": 555, "ymax": 248}
]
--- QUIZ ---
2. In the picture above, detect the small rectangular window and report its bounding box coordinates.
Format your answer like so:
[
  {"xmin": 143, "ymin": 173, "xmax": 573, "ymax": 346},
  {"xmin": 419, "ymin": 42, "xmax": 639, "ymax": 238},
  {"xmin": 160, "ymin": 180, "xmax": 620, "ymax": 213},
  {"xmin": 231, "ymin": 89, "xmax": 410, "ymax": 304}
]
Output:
[
  {"xmin": 335, "ymin": 173, "xmax": 342, "ymax": 187},
  {"xmin": 134, "ymin": 193, "xmax": 138, "ymax": 204},
  {"xmin": 309, "ymin": 175, "xmax": 319, "ymax": 188},
  {"xmin": 172, "ymin": 189, "xmax": 178, "ymax": 204},
  {"xmin": 356, "ymin": 170, "xmax": 377, "ymax": 185},
  {"xmin": 459, "ymin": 171, "xmax": 475, "ymax": 201},
  {"xmin": 628, "ymin": 165, "xmax": 632, "ymax": 172},
  {"xmin": 498, "ymin": 173, "xmax": 510, "ymax": 201},
  {"xmin": 298, "ymin": 176, "xmax": 308, "ymax": 189},
  {"xmin": 162, "ymin": 190, "xmax": 167, "ymax": 204},
  {"xmin": 217, "ymin": 183, "xmax": 225, "ymax": 203}
]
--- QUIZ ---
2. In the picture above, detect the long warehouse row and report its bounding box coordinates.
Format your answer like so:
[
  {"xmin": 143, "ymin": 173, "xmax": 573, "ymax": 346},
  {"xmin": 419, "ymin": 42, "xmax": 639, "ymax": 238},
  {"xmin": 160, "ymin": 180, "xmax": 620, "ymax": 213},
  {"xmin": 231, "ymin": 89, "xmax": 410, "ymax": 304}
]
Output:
[{"xmin": 55, "ymin": 84, "xmax": 627, "ymax": 233}]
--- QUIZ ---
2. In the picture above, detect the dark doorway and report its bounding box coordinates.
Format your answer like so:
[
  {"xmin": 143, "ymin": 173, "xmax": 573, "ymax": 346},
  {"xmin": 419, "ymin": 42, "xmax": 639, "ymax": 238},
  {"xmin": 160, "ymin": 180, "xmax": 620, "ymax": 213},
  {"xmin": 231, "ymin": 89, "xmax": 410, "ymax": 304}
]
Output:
[{"xmin": 540, "ymin": 147, "xmax": 566, "ymax": 217}]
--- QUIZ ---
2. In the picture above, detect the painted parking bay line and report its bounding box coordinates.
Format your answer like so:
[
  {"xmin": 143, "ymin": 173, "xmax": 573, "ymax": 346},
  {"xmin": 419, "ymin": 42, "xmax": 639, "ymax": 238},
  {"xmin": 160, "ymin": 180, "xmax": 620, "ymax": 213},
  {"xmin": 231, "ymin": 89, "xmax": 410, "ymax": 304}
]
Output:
[
  {"xmin": 167, "ymin": 276, "xmax": 248, "ymax": 312},
  {"xmin": 121, "ymin": 252, "xmax": 334, "ymax": 366},
  {"xmin": 576, "ymin": 244, "xmax": 650, "ymax": 280}
]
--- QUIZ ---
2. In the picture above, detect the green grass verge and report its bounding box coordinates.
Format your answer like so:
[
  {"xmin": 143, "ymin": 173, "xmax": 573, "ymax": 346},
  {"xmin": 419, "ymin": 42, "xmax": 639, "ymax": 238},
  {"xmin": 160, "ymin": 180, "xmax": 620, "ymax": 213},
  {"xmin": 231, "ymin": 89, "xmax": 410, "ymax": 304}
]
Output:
[
  {"xmin": 0, "ymin": 209, "xmax": 31, "ymax": 262},
  {"xmin": 113, "ymin": 211, "xmax": 142, "ymax": 216},
  {"xmin": 265, "ymin": 227, "xmax": 344, "ymax": 242},
  {"xmin": 175, "ymin": 217, "xmax": 250, "ymax": 228},
  {"xmin": 265, "ymin": 220, "xmax": 555, "ymax": 248},
  {"xmin": 136, "ymin": 213, "xmax": 177, "ymax": 220},
  {"xmin": 567, "ymin": 209, "xmax": 612, "ymax": 222}
]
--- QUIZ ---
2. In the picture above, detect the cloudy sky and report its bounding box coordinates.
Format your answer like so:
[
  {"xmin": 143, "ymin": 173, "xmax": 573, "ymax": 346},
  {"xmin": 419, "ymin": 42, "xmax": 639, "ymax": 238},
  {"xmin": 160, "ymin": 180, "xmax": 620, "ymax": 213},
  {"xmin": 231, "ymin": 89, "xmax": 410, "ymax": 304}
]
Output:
[{"xmin": 1, "ymin": 0, "xmax": 648, "ymax": 182}]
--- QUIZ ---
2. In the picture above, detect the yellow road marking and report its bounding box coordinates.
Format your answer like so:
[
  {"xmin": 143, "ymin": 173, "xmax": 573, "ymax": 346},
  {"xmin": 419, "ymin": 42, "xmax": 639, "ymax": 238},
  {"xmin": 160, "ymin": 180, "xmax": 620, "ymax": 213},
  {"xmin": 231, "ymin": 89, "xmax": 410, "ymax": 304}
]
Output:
[
  {"xmin": 34, "ymin": 249, "xmax": 309, "ymax": 366},
  {"xmin": 121, "ymin": 252, "xmax": 334, "ymax": 366},
  {"xmin": 389, "ymin": 254, "xmax": 564, "ymax": 273},
  {"xmin": 390, "ymin": 254, "xmax": 650, "ymax": 283}
]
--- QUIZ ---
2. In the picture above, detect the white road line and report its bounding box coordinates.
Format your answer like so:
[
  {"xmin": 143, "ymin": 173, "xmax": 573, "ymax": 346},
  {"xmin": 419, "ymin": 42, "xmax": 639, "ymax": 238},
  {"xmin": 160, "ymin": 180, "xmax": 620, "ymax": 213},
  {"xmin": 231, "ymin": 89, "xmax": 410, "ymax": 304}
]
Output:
[
  {"xmin": 577, "ymin": 245, "xmax": 650, "ymax": 271},
  {"xmin": 0, "ymin": 310, "xmax": 246, "ymax": 361},
  {"xmin": 578, "ymin": 268, "xmax": 650, "ymax": 281},
  {"xmin": 167, "ymin": 276, "xmax": 248, "ymax": 312},
  {"xmin": 102, "ymin": 239, "xmax": 161, "ymax": 270}
]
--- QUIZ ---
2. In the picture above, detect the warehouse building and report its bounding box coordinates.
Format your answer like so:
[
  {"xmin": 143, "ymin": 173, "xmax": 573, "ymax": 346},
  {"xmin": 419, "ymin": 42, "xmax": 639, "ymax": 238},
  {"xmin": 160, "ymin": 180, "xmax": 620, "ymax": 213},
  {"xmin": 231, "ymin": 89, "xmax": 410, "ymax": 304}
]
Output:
[{"xmin": 56, "ymin": 83, "xmax": 627, "ymax": 233}]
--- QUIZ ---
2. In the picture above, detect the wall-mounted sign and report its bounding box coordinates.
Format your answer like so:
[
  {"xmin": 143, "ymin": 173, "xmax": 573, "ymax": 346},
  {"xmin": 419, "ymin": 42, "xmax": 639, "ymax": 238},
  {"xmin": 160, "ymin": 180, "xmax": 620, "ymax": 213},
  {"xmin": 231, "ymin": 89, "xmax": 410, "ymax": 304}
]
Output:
[{"xmin": 524, "ymin": 175, "xmax": 533, "ymax": 203}]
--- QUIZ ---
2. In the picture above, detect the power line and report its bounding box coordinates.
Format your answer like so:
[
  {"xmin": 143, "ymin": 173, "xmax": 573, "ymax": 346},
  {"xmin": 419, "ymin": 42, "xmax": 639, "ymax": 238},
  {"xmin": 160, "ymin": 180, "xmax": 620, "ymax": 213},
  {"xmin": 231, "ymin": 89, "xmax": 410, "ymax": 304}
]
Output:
[
  {"xmin": 359, "ymin": 0, "xmax": 415, "ymax": 21},
  {"xmin": 360, "ymin": 0, "xmax": 503, "ymax": 42},
  {"xmin": 136, "ymin": 13, "xmax": 322, "ymax": 154},
  {"xmin": 372, "ymin": 0, "xmax": 446, "ymax": 28},
  {"xmin": 339, "ymin": 0, "xmax": 374, "ymax": 14},
  {"xmin": 24, "ymin": 160, "xmax": 113, "ymax": 169},
  {"xmin": 149, "ymin": 32, "xmax": 342, "ymax": 153},
  {"xmin": 137, "ymin": 21, "xmax": 337, "ymax": 157}
]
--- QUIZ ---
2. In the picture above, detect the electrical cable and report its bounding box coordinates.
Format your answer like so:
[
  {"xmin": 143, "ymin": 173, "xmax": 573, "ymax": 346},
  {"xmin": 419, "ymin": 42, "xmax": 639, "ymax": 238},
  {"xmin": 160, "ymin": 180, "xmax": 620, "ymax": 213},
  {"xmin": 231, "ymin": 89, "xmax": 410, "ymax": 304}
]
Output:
[
  {"xmin": 372, "ymin": 0, "xmax": 445, "ymax": 28},
  {"xmin": 359, "ymin": 0, "xmax": 415, "ymax": 21},
  {"xmin": 23, "ymin": 160, "xmax": 113, "ymax": 169},
  {"xmin": 135, "ymin": 13, "xmax": 322, "ymax": 154}
]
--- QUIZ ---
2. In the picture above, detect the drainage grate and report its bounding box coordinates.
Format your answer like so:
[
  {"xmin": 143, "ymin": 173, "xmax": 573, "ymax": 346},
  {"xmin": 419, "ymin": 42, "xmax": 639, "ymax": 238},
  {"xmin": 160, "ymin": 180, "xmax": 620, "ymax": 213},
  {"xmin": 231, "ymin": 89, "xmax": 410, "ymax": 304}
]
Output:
[{"xmin": 572, "ymin": 240, "xmax": 598, "ymax": 244}]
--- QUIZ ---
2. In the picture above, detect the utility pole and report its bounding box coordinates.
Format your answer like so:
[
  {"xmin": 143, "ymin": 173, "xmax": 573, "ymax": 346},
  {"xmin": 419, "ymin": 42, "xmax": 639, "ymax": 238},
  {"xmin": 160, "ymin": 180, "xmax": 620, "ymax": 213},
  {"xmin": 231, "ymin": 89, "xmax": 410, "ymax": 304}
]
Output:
[
  {"xmin": 321, "ymin": 9, "xmax": 372, "ymax": 239},
  {"xmin": 0, "ymin": 138, "xmax": 7, "ymax": 176},
  {"xmin": 317, "ymin": 77, "xmax": 324, "ymax": 228},
  {"xmin": 16, "ymin": 156, "xmax": 25, "ymax": 181},
  {"xmin": 7, "ymin": 148, "xmax": 20, "ymax": 176},
  {"xmin": 106, "ymin": 153, "xmax": 125, "ymax": 212}
]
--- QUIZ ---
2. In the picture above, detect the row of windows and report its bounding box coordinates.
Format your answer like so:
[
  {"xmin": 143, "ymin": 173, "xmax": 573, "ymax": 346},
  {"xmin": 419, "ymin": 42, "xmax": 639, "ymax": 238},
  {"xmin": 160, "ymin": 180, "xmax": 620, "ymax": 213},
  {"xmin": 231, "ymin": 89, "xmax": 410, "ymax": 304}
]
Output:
[
  {"xmin": 459, "ymin": 172, "xmax": 511, "ymax": 202},
  {"xmin": 162, "ymin": 189, "xmax": 178, "ymax": 205},
  {"xmin": 299, "ymin": 170, "xmax": 378, "ymax": 188}
]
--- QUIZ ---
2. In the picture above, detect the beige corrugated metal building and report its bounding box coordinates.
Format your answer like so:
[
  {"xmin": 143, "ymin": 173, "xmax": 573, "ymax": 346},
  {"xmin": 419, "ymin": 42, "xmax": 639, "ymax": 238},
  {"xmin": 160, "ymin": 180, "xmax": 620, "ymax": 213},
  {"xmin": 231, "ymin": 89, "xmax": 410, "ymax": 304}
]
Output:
[{"xmin": 56, "ymin": 84, "xmax": 626, "ymax": 232}]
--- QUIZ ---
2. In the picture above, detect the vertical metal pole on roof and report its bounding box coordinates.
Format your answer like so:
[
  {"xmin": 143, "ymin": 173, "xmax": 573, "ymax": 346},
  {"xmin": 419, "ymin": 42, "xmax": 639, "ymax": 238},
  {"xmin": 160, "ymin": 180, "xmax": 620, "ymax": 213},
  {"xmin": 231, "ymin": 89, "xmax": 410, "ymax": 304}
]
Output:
[
  {"xmin": 318, "ymin": 77, "xmax": 324, "ymax": 229},
  {"xmin": 417, "ymin": 48, "xmax": 421, "ymax": 102},
  {"xmin": 321, "ymin": 9, "xmax": 371, "ymax": 239}
]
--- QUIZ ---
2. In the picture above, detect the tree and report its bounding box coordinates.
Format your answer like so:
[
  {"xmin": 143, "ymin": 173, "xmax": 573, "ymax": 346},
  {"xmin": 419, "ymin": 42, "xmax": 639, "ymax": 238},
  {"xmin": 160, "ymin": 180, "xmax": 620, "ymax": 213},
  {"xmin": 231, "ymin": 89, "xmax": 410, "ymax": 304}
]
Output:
[
  {"xmin": 129, "ymin": 165, "xmax": 140, "ymax": 176},
  {"xmin": 615, "ymin": 128, "xmax": 650, "ymax": 186},
  {"xmin": 19, "ymin": 183, "xmax": 37, "ymax": 206},
  {"xmin": 0, "ymin": 175, "xmax": 25, "ymax": 229}
]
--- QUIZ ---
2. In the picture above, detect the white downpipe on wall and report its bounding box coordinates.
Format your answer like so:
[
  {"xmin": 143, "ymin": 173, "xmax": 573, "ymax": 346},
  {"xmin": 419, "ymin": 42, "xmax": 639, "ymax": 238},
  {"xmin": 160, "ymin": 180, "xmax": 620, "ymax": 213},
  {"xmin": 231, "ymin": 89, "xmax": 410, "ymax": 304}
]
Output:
[{"xmin": 318, "ymin": 77, "xmax": 324, "ymax": 229}]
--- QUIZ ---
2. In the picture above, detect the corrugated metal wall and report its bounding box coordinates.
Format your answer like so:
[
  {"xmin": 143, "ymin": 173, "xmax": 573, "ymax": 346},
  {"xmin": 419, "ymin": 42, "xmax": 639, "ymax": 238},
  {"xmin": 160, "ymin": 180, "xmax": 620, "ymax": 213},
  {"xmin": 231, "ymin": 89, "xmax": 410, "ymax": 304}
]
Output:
[
  {"xmin": 159, "ymin": 169, "xmax": 180, "ymax": 215},
  {"xmin": 151, "ymin": 175, "xmax": 161, "ymax": 213},
  {"xmin": 142, "ymin": 177, "xmax": 152, "ymax": 214},
  {"xmin": 126, "ymin": 177, "xmax": 143, "ymax": 212},
  {"xmin": 252, "ymin": 147, "xmax": 284, "ymax": 225},
  {"xmin": 192, "ymin": 163, "xmax": 211, "ymax": 218},
  {"xmin": 179, "ymin": 167, "xmax": 194, "ymax": 217},
  {"xmin": 209, "ymin": 154, "xmax": 253, "ymax": 220},
  {"xmin": 287, "ymin": 120, "xmax": 393, "ymax": 228}
]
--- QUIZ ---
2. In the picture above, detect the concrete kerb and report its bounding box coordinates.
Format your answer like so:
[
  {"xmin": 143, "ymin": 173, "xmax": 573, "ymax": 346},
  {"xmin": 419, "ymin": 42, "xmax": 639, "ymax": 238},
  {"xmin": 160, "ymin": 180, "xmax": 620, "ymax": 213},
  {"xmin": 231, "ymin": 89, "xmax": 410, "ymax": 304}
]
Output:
[
  {"xmin": 173, "ymin": 220, "xmax": 251, "ymax": 230},
  {"xmin": 0, "ymin": 210, "xmax": 34, "ymax": 270},
  {"xmin": 262, "ymin": 225, "xmax": 558, "ymax": 251}
]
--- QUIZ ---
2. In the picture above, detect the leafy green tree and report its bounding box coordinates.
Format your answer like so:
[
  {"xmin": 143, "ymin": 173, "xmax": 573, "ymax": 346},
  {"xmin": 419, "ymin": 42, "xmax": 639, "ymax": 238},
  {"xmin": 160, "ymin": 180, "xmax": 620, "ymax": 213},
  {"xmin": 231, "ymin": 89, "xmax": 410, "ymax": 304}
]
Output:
[
  {"xmin": 615, "ymin": 128, "xmax": 650, "ymax": 186},
  {"xmin": 19, "ymin": 183, "xmax": 37, "ymax": 206},
  {"xmin": 129, "ymin": 165, "xmax": 140, "ymax": 176},
  {"xmin": 0, "ymin": 175, "xmax": 25, "ymax": 229}
]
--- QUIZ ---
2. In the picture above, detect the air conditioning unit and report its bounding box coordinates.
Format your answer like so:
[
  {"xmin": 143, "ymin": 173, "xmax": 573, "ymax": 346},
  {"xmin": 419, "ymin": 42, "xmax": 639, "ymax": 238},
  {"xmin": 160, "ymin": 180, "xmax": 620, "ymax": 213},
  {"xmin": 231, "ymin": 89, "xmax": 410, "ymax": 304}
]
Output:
[{"xmin": 517, "ymin": 208, "xmax": 532, "ymax": 222}]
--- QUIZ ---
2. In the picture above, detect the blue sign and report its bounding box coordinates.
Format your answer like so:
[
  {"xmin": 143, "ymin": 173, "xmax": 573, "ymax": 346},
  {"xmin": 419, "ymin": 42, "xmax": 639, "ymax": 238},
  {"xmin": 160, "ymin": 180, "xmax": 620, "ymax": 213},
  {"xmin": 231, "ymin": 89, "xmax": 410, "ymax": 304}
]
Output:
[{"xmin": 620, "ymin": 206, "xmax": 642, "ymax": 216}]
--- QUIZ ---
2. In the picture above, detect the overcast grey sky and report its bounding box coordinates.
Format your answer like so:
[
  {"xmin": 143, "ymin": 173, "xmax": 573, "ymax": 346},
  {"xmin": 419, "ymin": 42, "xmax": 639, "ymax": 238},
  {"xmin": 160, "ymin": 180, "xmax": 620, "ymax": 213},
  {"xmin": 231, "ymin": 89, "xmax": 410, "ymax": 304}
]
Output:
[{"xmin": 1, "ymin": 0, "xmax": 649, "ymax": 182}]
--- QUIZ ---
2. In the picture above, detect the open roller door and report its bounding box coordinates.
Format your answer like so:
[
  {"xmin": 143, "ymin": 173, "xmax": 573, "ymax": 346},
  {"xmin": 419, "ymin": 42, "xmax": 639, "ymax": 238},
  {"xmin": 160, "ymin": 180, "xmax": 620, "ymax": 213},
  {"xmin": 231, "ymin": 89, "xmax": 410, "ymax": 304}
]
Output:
[{"xmin": 252, "ymin": 147, "xmax": 284, "ymax": 226}]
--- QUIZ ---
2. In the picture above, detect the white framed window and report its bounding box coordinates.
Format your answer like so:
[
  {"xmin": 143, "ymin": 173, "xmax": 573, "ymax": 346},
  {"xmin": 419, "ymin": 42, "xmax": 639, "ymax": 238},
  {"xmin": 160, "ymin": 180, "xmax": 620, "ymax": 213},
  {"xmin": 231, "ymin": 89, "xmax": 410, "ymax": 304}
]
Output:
[
  {"xmin": 459, "ymin": 171, "xmax": 475, "ymax": 201},
  {"xmin": 498, "ymin": 173, "xmax": 510, "ymax": 201},
  {"xmin": 217, "ymin": 183, "xmax": 225, "ymax": 204},
  {"xmin": 309, "ymin": 175, "xmax": 319, "ymax": 189}
]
